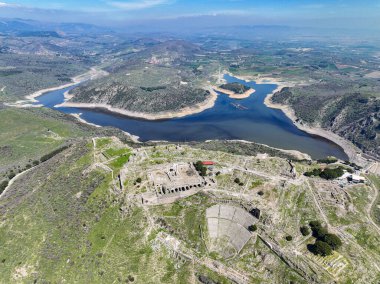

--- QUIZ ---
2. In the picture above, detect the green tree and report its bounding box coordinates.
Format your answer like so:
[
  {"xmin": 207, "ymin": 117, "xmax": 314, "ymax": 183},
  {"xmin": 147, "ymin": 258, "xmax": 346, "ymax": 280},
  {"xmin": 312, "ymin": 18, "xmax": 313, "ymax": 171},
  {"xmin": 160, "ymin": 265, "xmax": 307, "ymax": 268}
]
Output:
[
  {"xmin": 200, "ymin": 167, "xmax": 207, "ymax": 176},
  {"xmin": 308, "ymin": 240, "xmax": 333, "ymax": 256},
  {"xmin": 312, "ymin": 226, "xmax": 328, "ymax": 239},
  {"xmin": 248, "ymin": 224, "xmax": 257, "ymax": 232},
  {"xmin": 194, "ymin": 161, "xmax": 207, "ymax": 176},
  {"xmin": 309, "ymin": 220, "xmax": 322, "ymax": 229},
  {"xmin": 309, "ymin": 220, "xmax": 328, "ymax": 239},
  {"xmin": 300, "ymin": 226, "xmax": 310, "ymax": 236},
  {"xmin": 285, "ymin": 235, "xmax": 293, "ymax": 241},
  {"xmin": 194, "ymin": 161, "xmax": 203, "ymax": 171},
  {"xmin": 319, "ymin": 167, "xmax": 344, "ymax": 180},
  {"xmin": 321, "ymin": 233, "xmax": 342, "ymax": 250}
]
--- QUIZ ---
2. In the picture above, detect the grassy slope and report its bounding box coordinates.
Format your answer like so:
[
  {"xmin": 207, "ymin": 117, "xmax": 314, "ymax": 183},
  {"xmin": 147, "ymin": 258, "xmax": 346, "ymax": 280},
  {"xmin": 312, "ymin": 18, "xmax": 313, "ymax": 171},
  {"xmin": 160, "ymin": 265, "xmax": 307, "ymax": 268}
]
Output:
[
  {"xmin": 0, "ymin": 139, "xmax": 190, "ymax": 284},
  {"xmin": 0, "ymin": 107, "xmax": 87, "ymax": 169}
]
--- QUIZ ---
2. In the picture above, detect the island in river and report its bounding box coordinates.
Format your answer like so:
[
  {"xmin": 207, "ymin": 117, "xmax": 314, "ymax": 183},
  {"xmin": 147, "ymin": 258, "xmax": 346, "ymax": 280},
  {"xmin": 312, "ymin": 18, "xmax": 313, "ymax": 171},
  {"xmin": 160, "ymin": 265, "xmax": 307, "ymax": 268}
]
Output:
[{"xmin": 214, "ymin": 82, "xmax": 255, "ymax": 99}]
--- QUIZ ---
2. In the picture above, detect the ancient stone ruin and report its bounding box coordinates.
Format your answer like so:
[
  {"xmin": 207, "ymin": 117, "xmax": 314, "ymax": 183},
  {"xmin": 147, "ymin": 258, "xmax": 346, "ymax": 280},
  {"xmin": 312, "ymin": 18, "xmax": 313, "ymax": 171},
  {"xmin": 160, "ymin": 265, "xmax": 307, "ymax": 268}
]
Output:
[
  {"xmin": 206, "ymin": 204, "xmax": 257, "ymax": 258},
  {"xmin": 140, "ymin": 163, "xmax": 216, "ymax": 205}
]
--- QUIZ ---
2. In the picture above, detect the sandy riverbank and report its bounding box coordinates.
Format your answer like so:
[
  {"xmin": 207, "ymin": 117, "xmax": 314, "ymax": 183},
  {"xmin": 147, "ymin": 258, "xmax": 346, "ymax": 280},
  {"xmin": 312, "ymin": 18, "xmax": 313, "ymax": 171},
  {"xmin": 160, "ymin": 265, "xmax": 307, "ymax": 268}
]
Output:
[
  {"xmin": 222, "ymin": 139, "xmax": 311, "ymax": 161},
  {"xmin": 231, "ymin": 73, "xmax": 364, "ymax": 164},
  {"xmin": 213, "ymin": 86, "xmax": 255, "ymax": 99},
  {"xmin": 264, "ymin": 91, "xmax": 364, "ymax": 165},
  {"xmin": 70, "ymin": 113, "xmax": 140, "ymax": 143},
  {"xmin": 56, "ymin": 86, "xmax": 219, "ymax": 121},
  {"xmin": 13, "ymin": 67, "xmax": 108, "ymax": 105}
]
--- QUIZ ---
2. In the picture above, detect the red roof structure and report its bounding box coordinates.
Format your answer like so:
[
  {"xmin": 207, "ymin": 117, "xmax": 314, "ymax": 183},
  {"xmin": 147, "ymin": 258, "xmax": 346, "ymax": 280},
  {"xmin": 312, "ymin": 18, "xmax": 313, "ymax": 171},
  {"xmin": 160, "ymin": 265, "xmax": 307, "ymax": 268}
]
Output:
[{"xmin": 202, "ymin": 161, "xmax": 215, "ymax": 166}]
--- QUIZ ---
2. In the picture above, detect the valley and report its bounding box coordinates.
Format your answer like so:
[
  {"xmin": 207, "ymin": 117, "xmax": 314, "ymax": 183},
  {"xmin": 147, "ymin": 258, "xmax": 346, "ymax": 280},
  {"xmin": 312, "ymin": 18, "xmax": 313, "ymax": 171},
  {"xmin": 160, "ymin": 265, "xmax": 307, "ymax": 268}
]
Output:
[{"xmin": 0, "ymin": 16, "xmax": 380, "ymax": 284}]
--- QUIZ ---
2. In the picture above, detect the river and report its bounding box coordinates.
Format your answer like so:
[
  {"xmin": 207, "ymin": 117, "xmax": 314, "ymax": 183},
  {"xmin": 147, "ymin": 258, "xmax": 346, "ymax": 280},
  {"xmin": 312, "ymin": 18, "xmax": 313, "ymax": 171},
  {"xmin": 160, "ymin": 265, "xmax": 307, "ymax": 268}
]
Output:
[{"xmin": 35, "ymin": 74, "xmax": 348, "ymax": 160}]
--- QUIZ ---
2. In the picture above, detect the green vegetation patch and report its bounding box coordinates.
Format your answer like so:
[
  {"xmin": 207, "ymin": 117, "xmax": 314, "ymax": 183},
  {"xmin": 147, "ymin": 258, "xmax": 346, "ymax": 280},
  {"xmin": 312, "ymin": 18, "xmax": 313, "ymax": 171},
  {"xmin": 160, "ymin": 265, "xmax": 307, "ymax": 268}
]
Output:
[
  {"xmin": 0, "ymin": 108, "xmax": 86, "ymax": 168},
  {"xmin": 219, "ymin": 82, "xmax": 249, "ymax": 94}
]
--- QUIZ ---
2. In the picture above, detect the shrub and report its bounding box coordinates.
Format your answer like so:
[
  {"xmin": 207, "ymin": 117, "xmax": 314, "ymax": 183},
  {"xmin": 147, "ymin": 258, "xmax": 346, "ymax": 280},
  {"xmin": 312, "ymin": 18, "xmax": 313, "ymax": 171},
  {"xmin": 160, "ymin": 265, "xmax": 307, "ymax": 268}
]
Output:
[
  {"xmin": 8, "ymin": 172, "xmax": 16, "ymax": 180},
  {"xmin": 248, "ymin": 224, "xmax": 257, "ymax": 232},
  {"xmin": 0, "ymin": 180, "xmax": 8, "ymax": 193},
  {"xmin": 304, "ymin": 168, "xmax": 322, "ymax": 177},
  {"xmin": 234, "ymin": 178, "xmax": 241, "ymax": 184},
  {"xmin": 136, "ymin": 178, "xmax": 142, "ymax": 183}
]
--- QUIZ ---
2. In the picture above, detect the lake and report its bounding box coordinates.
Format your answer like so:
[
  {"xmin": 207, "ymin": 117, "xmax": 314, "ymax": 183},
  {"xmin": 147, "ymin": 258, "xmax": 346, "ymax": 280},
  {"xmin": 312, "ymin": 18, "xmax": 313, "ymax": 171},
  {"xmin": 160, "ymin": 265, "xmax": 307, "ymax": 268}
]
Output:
[{"xmin": 35, "ymin": 74, "xmax": 348, "ymax": 160}]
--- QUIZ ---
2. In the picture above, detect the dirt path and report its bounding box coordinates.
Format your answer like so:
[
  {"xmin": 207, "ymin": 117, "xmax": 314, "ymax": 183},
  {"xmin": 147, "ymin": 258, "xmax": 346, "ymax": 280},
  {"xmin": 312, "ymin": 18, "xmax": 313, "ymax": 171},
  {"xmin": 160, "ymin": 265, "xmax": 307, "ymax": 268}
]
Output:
[
  {"xmin": 368, "ymin": 183, "xmax": 380, "ymax": 235},
  {"xmin": 305, "ymin": 180, "xmax": 330, "ymax": 226},
  {"xmin": 0, "ymin": 166, "xmax": 37, "ymax": 200}
]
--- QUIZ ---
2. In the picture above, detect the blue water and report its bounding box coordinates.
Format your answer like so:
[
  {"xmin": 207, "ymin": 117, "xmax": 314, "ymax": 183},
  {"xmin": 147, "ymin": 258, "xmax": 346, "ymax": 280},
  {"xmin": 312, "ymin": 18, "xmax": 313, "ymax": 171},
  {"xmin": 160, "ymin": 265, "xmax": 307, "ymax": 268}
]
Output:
[{"xmin": 36, "ymin": 74, "xmax": 348, "ymax": 160}]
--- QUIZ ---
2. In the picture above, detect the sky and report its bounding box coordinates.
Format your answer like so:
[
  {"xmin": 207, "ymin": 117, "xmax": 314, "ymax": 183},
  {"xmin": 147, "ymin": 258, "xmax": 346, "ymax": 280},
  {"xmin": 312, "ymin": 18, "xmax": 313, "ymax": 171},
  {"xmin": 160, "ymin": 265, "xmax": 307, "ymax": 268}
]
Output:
[{"xmin": 0, "ymin": 0, "xmax": 379, "ymax": 30}]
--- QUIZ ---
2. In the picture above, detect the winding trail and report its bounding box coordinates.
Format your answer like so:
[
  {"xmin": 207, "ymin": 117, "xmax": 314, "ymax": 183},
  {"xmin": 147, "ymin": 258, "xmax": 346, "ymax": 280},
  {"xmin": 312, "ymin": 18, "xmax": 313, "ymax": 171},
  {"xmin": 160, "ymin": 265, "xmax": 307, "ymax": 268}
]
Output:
[
  {"xmin": 368, "ymin": 181, "xmax": 380, "ymax": 235},
  {"xmin": 0, "ymin": 166, "xmax": 37, "ymax": 200}
]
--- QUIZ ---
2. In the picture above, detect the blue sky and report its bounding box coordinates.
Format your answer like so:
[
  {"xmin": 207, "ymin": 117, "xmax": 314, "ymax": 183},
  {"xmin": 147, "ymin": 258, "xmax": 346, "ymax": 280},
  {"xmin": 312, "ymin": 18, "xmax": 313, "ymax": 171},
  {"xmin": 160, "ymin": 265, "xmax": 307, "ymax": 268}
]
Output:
[{"xmin": 0, "ymin": 0, "xmax": 379, "ymax": 29}]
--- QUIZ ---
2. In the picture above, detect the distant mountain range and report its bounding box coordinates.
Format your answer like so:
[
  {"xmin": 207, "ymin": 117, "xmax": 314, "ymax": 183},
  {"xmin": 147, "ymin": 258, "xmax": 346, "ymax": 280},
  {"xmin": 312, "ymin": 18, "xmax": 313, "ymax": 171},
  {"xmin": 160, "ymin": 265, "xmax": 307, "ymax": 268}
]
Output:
[{"xmin": 0, "ymin": 18, "xmax": 111, "ymax": 36}]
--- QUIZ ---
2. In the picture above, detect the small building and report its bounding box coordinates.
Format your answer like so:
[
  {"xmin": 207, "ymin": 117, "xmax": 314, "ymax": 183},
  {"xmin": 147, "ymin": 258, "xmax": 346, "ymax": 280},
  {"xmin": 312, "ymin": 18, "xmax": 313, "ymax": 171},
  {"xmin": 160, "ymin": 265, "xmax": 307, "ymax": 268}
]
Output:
[
  {"xmin": 202, "ymin": 161, "xmax": 215, "ymax": 166},
  {"xmin": 339, "ymin": 172, "xmax": 366, "ymax": 184},
  {"xmin": 349, "ymin": 174, "xmax": 366, "ymax": 184}
]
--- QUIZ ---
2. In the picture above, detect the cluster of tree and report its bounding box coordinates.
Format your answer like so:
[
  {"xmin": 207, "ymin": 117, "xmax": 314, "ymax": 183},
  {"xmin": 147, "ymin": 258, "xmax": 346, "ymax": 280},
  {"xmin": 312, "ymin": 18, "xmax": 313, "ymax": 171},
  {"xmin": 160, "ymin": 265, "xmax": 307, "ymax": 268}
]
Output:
[
  {"xmin": 40, "ymin": 145, "xmax": 70, "ymax": 163},
  {"xmin": 319, "ymin": 167, "xmax": 345, "ymax": 180},
  {"xmin": 317, "ymin": 157, "xmax": 338, "ymax": 164},
  {"xmin": 140, "ymin": 86, "xmax": 166, "ymax": 92},
  {"xmin": 194, "ymin": 161, "xmax": 207, "ymax": 176},
  {"xmin": 304, "ymin": 168, "xmax": 322, "ymax": 177},
  {"xmin": 219, "ymin": 82, "xmax": 249, "ymax": 94},
  {"xmin": 343, "ymin": 161, "xmax": 362, "ymax": 170},
  {"xmin": 307, "ymin": 221, "xmax": 342, "ymax": 256},
  {"xmin": 304, "ymin": 166, "xmax": 344, "ymax": 180}
]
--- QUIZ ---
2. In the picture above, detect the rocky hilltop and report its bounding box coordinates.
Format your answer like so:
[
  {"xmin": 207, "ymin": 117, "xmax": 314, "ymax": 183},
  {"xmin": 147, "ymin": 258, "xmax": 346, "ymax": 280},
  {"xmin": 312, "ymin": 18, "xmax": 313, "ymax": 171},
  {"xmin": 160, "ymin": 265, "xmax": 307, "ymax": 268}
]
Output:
[
  {"xmin": 67, "ymin": 40, "xmax": 216, "ymax": 115},
  {"xmin": 272, "ymin": 81, "xmax": 380, "ymax": 159}
]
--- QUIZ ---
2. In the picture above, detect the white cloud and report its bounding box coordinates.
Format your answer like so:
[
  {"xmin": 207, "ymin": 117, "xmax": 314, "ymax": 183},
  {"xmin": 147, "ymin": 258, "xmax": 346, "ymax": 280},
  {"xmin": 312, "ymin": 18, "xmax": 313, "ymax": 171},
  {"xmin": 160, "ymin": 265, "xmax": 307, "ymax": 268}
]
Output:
[
  {"xmin": 0, "ymin": 2, "xmax": 17, "ymax": 7},
  {"xmin": 107, "ymin": 0, "xmax": 171, "ymax": 11}
]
